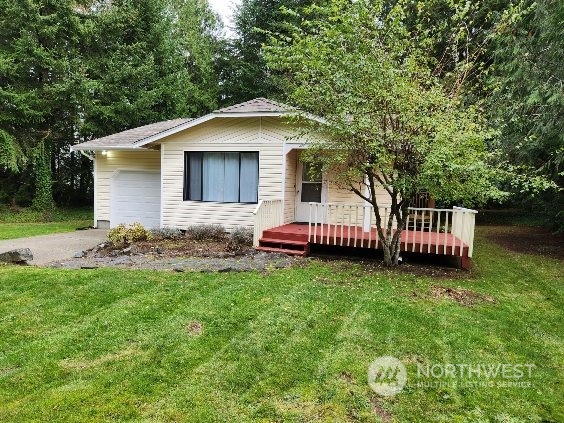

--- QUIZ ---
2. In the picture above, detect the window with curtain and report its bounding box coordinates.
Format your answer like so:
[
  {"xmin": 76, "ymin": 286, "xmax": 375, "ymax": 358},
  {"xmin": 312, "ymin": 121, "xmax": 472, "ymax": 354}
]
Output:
[{"xmin": 183, "ymin": 152, "xmax": 259, "ymax": 203}]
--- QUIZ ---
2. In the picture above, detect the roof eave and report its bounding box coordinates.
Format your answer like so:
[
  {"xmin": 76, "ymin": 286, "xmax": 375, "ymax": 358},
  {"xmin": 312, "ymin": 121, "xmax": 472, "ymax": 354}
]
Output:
[{"xmin": 70, "ymin": 145, "xmax": 148, "ymax": 152}]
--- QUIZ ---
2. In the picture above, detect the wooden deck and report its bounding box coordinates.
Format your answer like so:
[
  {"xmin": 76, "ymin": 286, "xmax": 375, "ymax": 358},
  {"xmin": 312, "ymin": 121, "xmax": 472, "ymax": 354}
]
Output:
[{"xmin": 257, "ymin": 223, "xmax": 471, "ymax": 269}]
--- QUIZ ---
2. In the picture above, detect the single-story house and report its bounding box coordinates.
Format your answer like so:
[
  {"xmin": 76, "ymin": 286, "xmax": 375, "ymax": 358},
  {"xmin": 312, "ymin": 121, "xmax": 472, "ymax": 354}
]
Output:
[
  {"xmin": 72, "ymin": 97, "xmax": 476, "ymax": 266},
  {"xmin": 72, "ymin": 98, "xmax": 389, "ymax": 231}
]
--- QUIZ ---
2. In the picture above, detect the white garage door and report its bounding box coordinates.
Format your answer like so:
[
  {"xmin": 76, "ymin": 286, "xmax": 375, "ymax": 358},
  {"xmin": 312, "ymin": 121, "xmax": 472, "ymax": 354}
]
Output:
[{"xmin": 110, "ymin": 170, "xmax": 161, "ymax": 228}]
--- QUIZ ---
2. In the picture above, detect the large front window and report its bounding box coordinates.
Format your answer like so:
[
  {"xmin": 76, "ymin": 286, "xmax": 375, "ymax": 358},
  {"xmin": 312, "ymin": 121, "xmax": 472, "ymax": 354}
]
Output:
[{"xmin": 183, "ymin": 152, "xmax": 259, "ymax": 203}]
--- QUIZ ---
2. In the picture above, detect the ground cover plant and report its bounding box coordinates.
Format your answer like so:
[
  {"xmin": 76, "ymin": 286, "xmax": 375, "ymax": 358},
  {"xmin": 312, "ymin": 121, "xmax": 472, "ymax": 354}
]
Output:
[
  {"xmin": 0, "ymin": 207, "xmax": 92, "ymax": 240},
  {"xmin": 0, "ymin": 226, "xmax": 562, "ymax": 422}
]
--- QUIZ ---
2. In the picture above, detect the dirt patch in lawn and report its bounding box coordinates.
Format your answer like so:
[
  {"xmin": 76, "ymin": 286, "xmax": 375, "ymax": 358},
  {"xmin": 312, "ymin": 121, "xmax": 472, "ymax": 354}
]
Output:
[
  {"xmin": 370, "ymin": 397, "xmax": 392, "ymax": 422},
  {"xmin": 428, "ymin": 285, "xmax": 495, "ymax": 307},
  {"xmin": 480, "ymin": 225, "xmax": 564, "ymax": 261},
  {"xmin": 186, "ymin": 321, "xmax": 203, "ymax": 336}
]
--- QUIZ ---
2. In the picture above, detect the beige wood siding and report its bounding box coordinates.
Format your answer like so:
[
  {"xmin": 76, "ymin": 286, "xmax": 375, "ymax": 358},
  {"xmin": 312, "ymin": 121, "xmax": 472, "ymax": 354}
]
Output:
[
  {"xmin": 160, "ymin": 117, "xmax": 291, "ymax": 230},
  {"xmin": 325, "ymin": 169, "xmax": 392, "ymax": 226},
  {"xmin": 94, "ymin": 150, "xmax": 161, "ymax": 223}
]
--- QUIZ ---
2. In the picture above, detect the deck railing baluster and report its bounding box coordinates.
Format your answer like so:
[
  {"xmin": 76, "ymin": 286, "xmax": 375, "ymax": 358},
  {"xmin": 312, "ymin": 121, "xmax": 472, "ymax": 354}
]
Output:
[
  {"xmin": 361, "ymin": 206, "xmax": 366, "ymax": 248},
  {"xmin": 444, "ymin": 212, "xmax": 448, "ymax": 255},
  {"xmin": 353, "ymin": 205, "xmax": 358, "ymax": 247},
  {"xmin": 419, "ymin": 209, "xmax": 424, "ymax": 253},
  {"xmin": 308, "ymin": 203, "xmax": 312, "ymax": 242},
  {"xmin": 314, "ymin": 203, "xmax": 318, "ymax": 243},
  {"xmin": 436, "ymin": 211, "xmax": 441, "ymax": 254},
  {"xmin": 404, "ymin": 213, "xmax": 409, "ymax": 251},
  {"xmin": 367, "ymin": 206, "xmax": 372, "ymax": 248},
  {"xmin": 427, "ymin": 210, "xmax": 432, "ymax": 253},
  {"xmin": 320, "ymin": 204, "xmax": 325, "ymax": 244},
  {"xmin": 340, "ymin": 205, "xmax": 344, "ymax": 246},
  {"xmin": 459, "ymin": 210, "xmax": 465, "ymax": 257},
  {"xmin": 412, "ymin": 209, "xmax": 417, "ymax": 252}
]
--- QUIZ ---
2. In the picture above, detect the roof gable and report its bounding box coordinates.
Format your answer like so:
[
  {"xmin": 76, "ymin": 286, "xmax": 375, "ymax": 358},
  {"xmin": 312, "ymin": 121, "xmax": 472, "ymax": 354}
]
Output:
[
  {"xmin": 214, "ymin": 98, "xmax": 294, "ymax": 114},
  {"xmin": 71, "ymin": 98, "xmax": 297, "ymax": 151}
]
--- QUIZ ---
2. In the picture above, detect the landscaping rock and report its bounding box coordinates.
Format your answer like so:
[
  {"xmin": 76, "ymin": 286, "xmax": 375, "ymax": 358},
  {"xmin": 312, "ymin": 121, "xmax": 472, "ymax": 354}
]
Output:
[
  {"xmin": 173, "ymin": 266, "xmax": 185, "ymax": 273},
  {"xmin": 73, "ymin": 251, "xmax": 85, "ymax": 258},
  {"xmin": 0, "ymin": 248, "xmax": 33, "ymax": 264}
]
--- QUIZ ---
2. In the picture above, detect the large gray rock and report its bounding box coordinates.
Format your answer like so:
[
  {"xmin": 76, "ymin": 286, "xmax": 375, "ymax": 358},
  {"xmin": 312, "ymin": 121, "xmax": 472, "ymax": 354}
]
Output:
[{"xmin": 0, "ymin": 248, "xmax": 33, "ymax": 264}]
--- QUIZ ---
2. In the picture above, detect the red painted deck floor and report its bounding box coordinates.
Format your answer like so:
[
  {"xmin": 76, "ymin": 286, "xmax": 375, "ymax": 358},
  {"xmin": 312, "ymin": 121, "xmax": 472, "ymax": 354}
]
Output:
[{"xmin": 258, "ymin": 223, "xmax": 471, "ymax": 267}]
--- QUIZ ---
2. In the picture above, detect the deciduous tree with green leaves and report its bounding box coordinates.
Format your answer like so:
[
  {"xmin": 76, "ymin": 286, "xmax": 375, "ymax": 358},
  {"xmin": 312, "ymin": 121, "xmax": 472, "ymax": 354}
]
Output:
[{"xmin": 266, "ymin": 0, "xmax": 507, "ymax": 266}]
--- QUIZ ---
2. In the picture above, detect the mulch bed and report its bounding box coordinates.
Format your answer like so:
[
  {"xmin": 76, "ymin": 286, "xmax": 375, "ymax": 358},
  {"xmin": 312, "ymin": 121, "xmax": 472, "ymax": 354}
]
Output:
[{"xmin": 480, "ymin": 225, "xmax": 564, "ymax": 261}]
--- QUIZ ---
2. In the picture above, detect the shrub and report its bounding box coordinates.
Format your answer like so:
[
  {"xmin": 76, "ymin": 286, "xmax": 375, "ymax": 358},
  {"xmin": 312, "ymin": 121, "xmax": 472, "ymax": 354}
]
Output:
[
  {"xmin": 108, "ymin": 222, "xmax": 151, "ymax": 247},
  {"xmin": 226, "ymin": 226, "xmax": 253, "ymax": 252},
  {"xmin": 150, "ymin": 227, "xmax": 184, "ymax": 240},
  {"xmin": 184, "ymin": 224, "xmax": 225, "ymax": 241}
]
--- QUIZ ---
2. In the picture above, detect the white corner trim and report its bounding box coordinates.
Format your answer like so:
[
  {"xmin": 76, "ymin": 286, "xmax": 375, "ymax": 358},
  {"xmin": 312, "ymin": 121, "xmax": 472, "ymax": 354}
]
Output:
[
  {"xmin": 93, "ymin": 156, "xmax": 98, "ymax": 228},
  {"xmin": 160, "ymin": 144, "xmax": 164, "ymax": 228}
]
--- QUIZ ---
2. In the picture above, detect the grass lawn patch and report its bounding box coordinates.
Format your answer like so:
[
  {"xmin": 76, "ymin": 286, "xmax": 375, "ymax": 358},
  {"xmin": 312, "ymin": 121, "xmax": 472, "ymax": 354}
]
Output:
[
  {"xmin": 0, "ymin": 227, "xmax": 562, "ymax": 422},
  {"xmin": 0, "ymin": 207, "xmax": 92, "ymax": 240}
]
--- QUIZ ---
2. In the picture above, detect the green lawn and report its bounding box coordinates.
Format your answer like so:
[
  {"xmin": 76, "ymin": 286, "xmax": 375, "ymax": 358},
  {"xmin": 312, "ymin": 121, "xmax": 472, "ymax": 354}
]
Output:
[
  {"xmin": 0, "ymin": 207, "xmax": 92, "ymax": 240},
  {"xmin": 0, "ymin": 229, "xmax": 562, "ymax": 422}
]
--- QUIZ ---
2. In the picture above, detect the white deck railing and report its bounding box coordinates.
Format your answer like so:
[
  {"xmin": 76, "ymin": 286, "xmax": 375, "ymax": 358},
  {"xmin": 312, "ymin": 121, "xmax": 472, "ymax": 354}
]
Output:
[
  {"xmin": 308, "ymin": 203, "xmax": 477, "ymax": 257},
  {"xmin": 252, "ymin": 199, "xmax": 283, "ymax": 247}
]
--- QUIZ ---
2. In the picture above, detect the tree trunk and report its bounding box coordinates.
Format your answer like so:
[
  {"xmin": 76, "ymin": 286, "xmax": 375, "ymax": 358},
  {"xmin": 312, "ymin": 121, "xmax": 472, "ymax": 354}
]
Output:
[{"xmin": 373, "ymin": 197, "xmax": 410, "ymax": 267}]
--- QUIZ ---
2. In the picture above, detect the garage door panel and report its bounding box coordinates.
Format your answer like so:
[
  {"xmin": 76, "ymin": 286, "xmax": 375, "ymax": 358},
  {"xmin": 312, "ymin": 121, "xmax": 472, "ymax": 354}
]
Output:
[{"xmin": 110, "ymin": 171, "xmax": 161, "ymax": 228}]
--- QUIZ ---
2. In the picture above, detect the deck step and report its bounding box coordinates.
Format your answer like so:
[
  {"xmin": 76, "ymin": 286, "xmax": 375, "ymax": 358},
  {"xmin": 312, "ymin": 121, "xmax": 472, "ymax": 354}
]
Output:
[
  {"xmin": 256, "ymin": 246, "xmax": 308, "ymax": 257},
  {"xmin": 262, "ymin": 230, "xmax": 309, "ymax": 242},
  {"xmin": 259, "ymin": 238, "xmax": 308, "ymax": 246}
]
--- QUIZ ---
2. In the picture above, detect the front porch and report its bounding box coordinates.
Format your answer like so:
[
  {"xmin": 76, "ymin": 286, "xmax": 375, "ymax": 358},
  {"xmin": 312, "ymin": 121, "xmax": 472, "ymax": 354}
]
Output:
[{"xmin": 253, "ymin": 201, "xmax": 477, "ymax": 269}]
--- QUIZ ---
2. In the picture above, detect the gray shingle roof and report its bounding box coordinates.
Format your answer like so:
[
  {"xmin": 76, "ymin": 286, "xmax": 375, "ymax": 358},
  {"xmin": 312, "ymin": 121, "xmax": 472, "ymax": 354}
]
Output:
[
  {"xmin": 214, "ymin": 98, "xmax": 294, "ymax": 114},
  {"xmin": 72, "ymin": 98, "xmax": 295, "ymax": 150},
  {"xmin": 72, "ymin": 118, "xmax": 192, "ymax": 150}
]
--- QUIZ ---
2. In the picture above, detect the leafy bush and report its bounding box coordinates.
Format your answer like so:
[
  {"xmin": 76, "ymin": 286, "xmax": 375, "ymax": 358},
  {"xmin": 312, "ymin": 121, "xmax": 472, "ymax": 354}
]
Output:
[
  {"xmin": 226, "ymin": 226, "xmax": 253, "ymax": 252},
  {"xmin": 150, "ymin": 227, "xmax": 184, "ymax": 240},
  {"xmin": 184, "ymin": 224, "xmax": 225, "ymax": 241},
  {"xmin": 108, "ymin": 222, "xmax": 151, "ymax": 247}
]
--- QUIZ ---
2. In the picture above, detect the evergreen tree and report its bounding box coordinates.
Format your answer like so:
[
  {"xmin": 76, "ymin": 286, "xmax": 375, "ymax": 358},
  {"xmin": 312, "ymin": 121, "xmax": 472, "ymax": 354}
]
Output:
[
  {"xmin": 0, "ymin": 0, "xmax": 222, "ymax": 208},
  {"xmin": 488, "ymin": 0, "xmax": 563, "ymax": 228},
  {"xmin": 220, "ymin": 0, "xmax": 323, "ymax": 105},
  {"xmin": 0, "ymin": 0, "xmax": 87, "ymax": 208}
]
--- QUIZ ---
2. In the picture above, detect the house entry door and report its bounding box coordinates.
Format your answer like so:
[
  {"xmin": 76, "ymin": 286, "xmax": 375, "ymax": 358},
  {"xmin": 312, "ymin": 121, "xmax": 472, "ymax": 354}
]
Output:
[{"xmin": 295, "ymin": 159, "xmax": 327, "ymax": 222}]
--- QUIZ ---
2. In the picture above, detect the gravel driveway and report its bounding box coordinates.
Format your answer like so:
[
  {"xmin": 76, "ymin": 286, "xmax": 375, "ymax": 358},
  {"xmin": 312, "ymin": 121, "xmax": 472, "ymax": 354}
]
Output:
[{"xmin": 0, "ymin": 229, "xmax": 108, "ymax": 265}]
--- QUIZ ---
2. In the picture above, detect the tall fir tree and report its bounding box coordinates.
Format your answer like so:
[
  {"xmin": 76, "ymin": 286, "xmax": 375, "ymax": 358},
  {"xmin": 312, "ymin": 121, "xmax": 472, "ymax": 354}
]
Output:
[
  {"xmin": 0, "ymin": 0, "xmax": 87, "ymax": 208},
  {"xmin": 0, "ymin": 0, "xmax": 222, "ymax": 208},
  {"xmin": 220, "ymin": 0, "xmax": 325, "ymax": 105}
]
